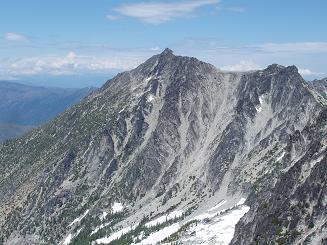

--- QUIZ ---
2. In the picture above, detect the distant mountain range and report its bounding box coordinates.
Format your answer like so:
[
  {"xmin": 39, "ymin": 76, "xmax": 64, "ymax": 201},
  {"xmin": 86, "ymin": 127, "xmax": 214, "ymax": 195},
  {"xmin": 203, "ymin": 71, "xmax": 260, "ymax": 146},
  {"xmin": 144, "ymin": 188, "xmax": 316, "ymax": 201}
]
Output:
[
  {"xmin": 0, "ymin": 50, "xmax": 326, "ymax": 244},
  {"xmin": 0, "ymin": 81, "xmax": 95, "ymax": 141}
]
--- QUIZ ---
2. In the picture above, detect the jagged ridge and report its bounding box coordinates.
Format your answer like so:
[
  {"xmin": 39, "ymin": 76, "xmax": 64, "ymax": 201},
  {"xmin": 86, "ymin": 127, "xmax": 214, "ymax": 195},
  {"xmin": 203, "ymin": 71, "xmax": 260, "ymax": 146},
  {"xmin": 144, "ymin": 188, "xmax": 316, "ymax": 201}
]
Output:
[{"xmin": 0, "ymin": 49, "xmax": 326, "ymax": 244}]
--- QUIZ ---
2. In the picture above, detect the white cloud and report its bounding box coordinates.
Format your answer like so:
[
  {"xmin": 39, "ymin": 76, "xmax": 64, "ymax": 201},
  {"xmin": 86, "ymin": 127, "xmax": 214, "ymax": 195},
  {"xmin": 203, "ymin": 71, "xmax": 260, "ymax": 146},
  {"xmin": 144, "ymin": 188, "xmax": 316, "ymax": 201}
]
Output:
[
  {"xmin": 298, "ymin": 68, "xmax": 324, "ymax": 76},
  {"xmin": 0, "ymin": 52, "xmax": 145, "ymax": 77},
  {"xmin": 257, "ymin": 42, "xmax": 327, "ymax": 53},
  {"xmin": 298, "ymin": 68, "xmax": 314, "ymax": 76},
  {"xmin": 106, "ymin": 15, "xmax": 120, "ymax": 21},
  {"xmin": 221, "ymin": 60, "xmax": 261, "ymax": 72},
  {"xmin": 173, "ymin": 39, "xmax": 326, "ymax": 78},
  {"xmin": 4, "ymin": 32, "xmax": 27, "ymax": 41},
  {"xmin": 150, "ymin": 47, "xmax": 160, "ymax": 51},
  {"xmin": 113, "ymin": 0, "xmax": 220, "ymax": 24},
  {"xmin": 1, "ymin": 42, "xmax": 325, "ymax": 80}
]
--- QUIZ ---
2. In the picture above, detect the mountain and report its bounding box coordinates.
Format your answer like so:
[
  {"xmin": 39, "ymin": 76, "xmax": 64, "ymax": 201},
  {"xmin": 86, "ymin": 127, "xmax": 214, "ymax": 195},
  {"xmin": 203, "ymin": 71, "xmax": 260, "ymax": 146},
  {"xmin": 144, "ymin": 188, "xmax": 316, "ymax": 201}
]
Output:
[
  {"xmin": 0, "ymin": 49, "xmax": 326, "ymax": 245},
  {"xmin": 0, "ymin": 81, "xmax": 95, "ymax": 141},
  {"xmin": 309, "ymin": 78, "xmax": 327, "ymax": 100}
]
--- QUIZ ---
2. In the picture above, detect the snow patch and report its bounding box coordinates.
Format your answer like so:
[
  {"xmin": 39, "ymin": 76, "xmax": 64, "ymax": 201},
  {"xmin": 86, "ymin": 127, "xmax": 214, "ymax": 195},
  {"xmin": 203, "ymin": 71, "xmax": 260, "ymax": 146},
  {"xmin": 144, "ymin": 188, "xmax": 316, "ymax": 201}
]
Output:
[
  {"xmin": 137, "ymin": 231, "xmax": 144, "ymax": 241},
  {"xmin": 145, "ymin": 76, "xmax": 152, "ymax": 82},
  {"xmin": 208, "ymin": 200, "xmax": 227, "ymax": 212},
  {"xmin": 95, "ymin": 223, "xmax": 139, "ymax": 244},
  {"xmin": 136, "ymin": 223, "xmax": 180, "ymax": 245},
  {"xmin": 100, "ymin": 211, "xmax": 108, "ymax": 221},
  {"xmin": 255, "ymin": 105, "xmax": 262, "ymax": 113},
  {"xmin": 147, "ymin": 94, "xmax": 155, "ymax": 103},
  {"xmin": 63, "ymin": 234, "xmax": 72, "ymax": 245},
  {"xmin": 145, "ymin": 210, "xmax": 183, "ymax": 228},
  {"xmin": 68, "ymin": 209, "xmax": 89, "ymax": 227},
  {"xmin": 277, "ymin": 151, "xmax": 285, "ymax": 162},
  {"xmin": 193, "ymin": 200, "xmax": 228, "ymax": 221},
  {"xmin": 193, "ymin": 210, "xmax": 226, "ymax": 221},
  {"xmin": 181, "ymin": 201, "xmax": 250, "ymax": 245},
  {"xmin": 236, "ymin": 198, "xmax": 246, "ymax": 206},
  {"xmin": 255, "ymin": 95, "xmax": 265, "ymax": 113},
  {"xmin": 112, "ymin": 202, "xmax": 124, "ymax": 214},
  {"xmin": 259, "ymin": 95, "xmax": 264, "ymax": 105},
  {"xmin": 75, "ymin": 228, "xmax": 83, "ymax": 237},
  {"xmin": 91, "ymin": 222, "xmax": 110, "ymax": 236}
]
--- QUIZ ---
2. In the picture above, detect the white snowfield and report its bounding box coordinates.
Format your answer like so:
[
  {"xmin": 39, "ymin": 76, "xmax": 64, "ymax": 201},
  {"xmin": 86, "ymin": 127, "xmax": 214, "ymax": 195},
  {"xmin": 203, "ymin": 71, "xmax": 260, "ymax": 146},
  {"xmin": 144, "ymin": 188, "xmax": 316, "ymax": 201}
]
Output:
[
  {"xmin": 135, "ymin": 198, "xmax": 249, "ymax": 245},
  {"xmin": 181, "ymin": 205, "xmax": 250, "ymax": 244},
  {"xmin": 92, "ymin": 199, "xmax": 248, "ymax": 245},
  {"xmin": 91, "ymin": 209, "xmax": 183, "ymax": 243},
  {"xmin": 112, "ymin": 202, "xmax": 124, "ymax": 214}
]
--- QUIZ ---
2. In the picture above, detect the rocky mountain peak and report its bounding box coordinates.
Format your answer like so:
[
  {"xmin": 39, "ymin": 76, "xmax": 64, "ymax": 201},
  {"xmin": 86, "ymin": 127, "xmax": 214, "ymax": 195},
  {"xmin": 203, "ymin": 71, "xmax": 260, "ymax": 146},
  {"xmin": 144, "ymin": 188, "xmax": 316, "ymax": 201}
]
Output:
[
  {"xmin": 285, "ymin": 64, "xmax": 299, "ymax": 73},
  {"xmin": 161, "ymin": 47, "xmax": 174, "ymax": 56},
  {"xmin": 309, "ymin": 77, "xmax": 327, "ymax": 100},
  {"xmin": 265, "ymin": 63, "xmax": 285, "ymax": 72},
  {"xmin": 0, "ymin": 51, "xmax": 326, "ymax": 245},
  {"xmin": 312, "ymin": 77, "xmax": 327, "ymax": 84},
  {"xmin": 264, "ymin": 63, "xmax": 299, "ymax": 74}
]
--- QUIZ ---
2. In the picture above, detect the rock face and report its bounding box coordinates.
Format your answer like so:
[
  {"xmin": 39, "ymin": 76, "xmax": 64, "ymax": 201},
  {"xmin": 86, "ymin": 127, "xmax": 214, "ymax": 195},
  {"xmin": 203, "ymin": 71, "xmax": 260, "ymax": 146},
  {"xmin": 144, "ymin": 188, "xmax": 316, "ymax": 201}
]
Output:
[
  {"xmin": 0, "ymin": 49, "xmax": 326, "ymax": 244},
  {"xmin": 309, "ymin": 78, "xmax": 327, "ymax": 100},
  {"xmin": 231, "ymin": 109, "xmax": 327, "ymax": 245}
]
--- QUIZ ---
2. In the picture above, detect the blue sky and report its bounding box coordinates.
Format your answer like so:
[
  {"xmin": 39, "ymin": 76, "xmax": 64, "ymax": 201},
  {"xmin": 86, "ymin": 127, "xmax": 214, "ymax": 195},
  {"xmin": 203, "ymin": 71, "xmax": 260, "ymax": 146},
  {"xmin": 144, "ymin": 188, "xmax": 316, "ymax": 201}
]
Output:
[{"xmin": 0, "ymin": 0, "xmax": 326, "ymax": 87}]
